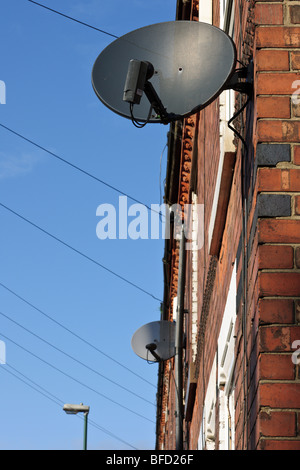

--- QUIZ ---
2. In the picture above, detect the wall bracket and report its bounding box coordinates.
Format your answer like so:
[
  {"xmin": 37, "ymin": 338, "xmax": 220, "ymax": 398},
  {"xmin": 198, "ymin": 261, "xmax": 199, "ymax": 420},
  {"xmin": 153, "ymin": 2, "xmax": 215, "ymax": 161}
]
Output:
[{"xmin": 224, "ymin": 61, "xmax": 254, "ymax": 96}]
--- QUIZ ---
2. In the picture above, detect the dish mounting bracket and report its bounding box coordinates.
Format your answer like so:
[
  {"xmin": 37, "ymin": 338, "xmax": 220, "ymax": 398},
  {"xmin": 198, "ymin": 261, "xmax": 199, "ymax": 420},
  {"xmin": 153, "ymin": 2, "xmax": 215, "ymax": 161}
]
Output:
[{"xmin": 224, "ymin": 61, "xmax": 253, "ymax": 96}]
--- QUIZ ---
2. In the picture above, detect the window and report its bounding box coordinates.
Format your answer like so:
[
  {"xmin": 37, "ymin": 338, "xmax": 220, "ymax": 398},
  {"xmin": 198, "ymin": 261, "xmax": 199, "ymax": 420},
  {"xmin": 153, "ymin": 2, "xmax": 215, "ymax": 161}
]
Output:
[
  {"xmin": 219, "ymin": 0, "xmax": 236, "ymax": 152},
  {"xmin": 220, "ymin": 0, "xmax": 235, "ymax": 143},
  {"xmin": 198, "ymin": 0, "xmax": 212, "ymax": 24},
  {"xmin": 198, "ymin": 356, "xmax": 217, "ymax": 450},
  {"xmin": 197, "ymin": 262, "xmax": 236, "ymax": 451},
  {"xmin": 221, "ymin": 0, "xmax": 235, "ymax": 37},
  {"xmin": 217, "ymin": 262, "xmax": 236, "ymax": 449}
]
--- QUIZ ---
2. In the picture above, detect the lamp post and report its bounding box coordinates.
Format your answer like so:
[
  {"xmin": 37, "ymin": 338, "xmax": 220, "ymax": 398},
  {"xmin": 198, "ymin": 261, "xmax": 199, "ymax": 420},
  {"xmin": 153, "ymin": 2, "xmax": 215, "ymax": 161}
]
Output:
[{"xmin": 63, "ymin": 403, "xmax": 90, "ymax": 450}]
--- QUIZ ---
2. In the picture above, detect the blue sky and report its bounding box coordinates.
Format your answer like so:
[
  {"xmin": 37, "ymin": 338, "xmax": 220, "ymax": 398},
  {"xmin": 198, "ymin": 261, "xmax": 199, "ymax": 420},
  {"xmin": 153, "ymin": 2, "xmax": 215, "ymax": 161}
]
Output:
[{"xmin": 0, "ymin": 0, "xmax": 176, "ymax": 450}]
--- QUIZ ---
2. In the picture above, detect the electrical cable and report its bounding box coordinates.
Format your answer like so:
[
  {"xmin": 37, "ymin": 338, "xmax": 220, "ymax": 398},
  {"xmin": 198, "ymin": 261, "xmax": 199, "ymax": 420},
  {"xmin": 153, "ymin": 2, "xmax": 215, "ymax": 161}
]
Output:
[
  {"xmin": 0, "ymin": 201, "xmax": 162, "ymax": 302},
  {"xmin": 0, "ymin": 309, "xmax": 155, "ymax": 407},
  {"xmin": 1, "ymin": 363, "xmax": 138, "ymax": 450},
  {"xmin": 5, "ymin": 363, "xmax": 64, "ymax": 407},
  {"xmin": 27, "ymin": 0, "xmax": 119, "ymax": 39},
  {"xmin": 3, "ymin": 0, "xmax": 165, "ymax": 435},
  {"xmin": 1, "ymin": 0, "xmax": 169, "ymax": 446},
  {"xmin": 0, "ymin": 123, "xmax": 154, "ymax": 213},
  {"xmin": 26, "ymin": 0, "xmax": 168, "ymax": 60},
  {"xmin": 0, "ymin": 122, "xmax": 166, "ymax": 222},
  {"xmin": 87, "ymin": 418, "xmax": 138, "ymax": 450},
  {"xmin": 227, "ymin": 97, "xmax": 251, "ymax": 151},
  {"xmin": 129, "ymin": 103, "xmax": 153, "ymax": 129},
  {"xmin": 0, "ymin": 281, "xmax": 156, "ymax": 388},
  {"xmin": 0, "ymin": 331, "xmax": 155, "ymax": 424}
]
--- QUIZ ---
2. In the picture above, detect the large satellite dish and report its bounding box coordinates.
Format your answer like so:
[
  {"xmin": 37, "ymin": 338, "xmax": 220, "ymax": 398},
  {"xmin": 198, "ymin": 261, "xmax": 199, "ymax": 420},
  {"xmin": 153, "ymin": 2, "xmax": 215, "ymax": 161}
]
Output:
[
  {"xmin": 92, "ymin": 21, "xmax": 237, "ymax": 124},
  {"xmin": 131, "ymin": 320, "xmax": 176, "ymax": 362}
]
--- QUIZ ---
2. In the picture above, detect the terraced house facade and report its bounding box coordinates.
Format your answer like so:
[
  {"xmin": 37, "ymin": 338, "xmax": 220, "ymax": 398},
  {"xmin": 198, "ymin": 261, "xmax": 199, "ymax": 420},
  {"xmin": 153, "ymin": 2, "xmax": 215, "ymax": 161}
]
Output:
[{"xmin": 156, "ymin": 0, "xmax": 300, "ymax": 450}]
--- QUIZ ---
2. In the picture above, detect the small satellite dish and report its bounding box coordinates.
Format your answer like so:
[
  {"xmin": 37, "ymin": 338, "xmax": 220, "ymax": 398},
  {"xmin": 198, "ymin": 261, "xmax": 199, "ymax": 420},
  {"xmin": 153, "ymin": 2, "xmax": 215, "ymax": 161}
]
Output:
[
  {"xmin": 92, "ymin": 21, "xmax": 237, "ymax": 125},
  {"xmin": 131, "ymin": 320, "xmax": 176, "ymax": 362}
]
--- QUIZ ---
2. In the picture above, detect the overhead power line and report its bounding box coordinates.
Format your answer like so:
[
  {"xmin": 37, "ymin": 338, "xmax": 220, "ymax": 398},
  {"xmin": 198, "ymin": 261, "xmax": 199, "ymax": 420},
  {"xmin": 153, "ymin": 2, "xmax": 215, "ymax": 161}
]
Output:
[
  {"xmin": 27, "ymin": 0, "xmax": 119, "ymax": 39},
  {"xmin": 0, "ymin": 281, "xmax": 156, "ymax": 388},
  {"xmin": 1, "ymin": 331, "xmax": 155, "ymax": 424},
  {"xmin": 0, "ymin": 202, "xmax": 162, "ymax": 302},
  {"xmin": 0, "ymin": 309, "xmax": 155, "ymax": 407},
  {"xmin": 5, "ymin": 362, "xmax": 63, "ymax": 408},
  {"xmin": 0, "ymin": 123, "xmax": 154, "ymax": 212},
  {"xmin": 1, "ymin": 364, "xmax": 138, "ymax": 450}
]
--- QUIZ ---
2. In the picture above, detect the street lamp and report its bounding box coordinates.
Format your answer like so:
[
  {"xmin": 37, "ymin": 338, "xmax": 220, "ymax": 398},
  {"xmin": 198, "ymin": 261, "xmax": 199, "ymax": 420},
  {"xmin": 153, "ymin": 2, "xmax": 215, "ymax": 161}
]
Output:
[{"xmin": 63, "ymin": 403, "xmax": 90, "ymax": 450}]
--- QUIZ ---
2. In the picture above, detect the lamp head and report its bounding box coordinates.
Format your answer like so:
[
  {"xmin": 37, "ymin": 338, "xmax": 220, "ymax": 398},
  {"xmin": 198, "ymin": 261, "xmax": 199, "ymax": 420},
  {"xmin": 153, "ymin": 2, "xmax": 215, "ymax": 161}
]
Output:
[{"xmin": 63, "ymin": 403, "xmax": 90, "ymax": 415}]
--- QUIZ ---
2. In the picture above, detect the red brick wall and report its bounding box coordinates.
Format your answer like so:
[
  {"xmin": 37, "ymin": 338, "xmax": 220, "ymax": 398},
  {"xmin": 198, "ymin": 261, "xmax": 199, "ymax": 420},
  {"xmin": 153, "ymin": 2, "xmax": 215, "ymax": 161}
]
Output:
[
  {"xmin": 251, "ymin": 0, "xmax": 300, "ymax": 450},
  {"xmin": 156, "ymin": 0, "xmax": 300, "ymax": 450}
]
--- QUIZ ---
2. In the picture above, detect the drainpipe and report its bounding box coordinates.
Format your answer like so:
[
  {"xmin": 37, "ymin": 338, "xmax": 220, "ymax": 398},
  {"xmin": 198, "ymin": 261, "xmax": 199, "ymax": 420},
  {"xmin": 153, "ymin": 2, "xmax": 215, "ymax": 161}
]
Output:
[
  {"xmin": 182, "ymin": 0, "xmax": 192, "ymax": 20},
  {"xmin": 175, "ymin": 225, "xmax": 186, "ymax": 450},
  {"xmin": 176, "ymin": 0, "xmax": 192, "ymax": 21}
]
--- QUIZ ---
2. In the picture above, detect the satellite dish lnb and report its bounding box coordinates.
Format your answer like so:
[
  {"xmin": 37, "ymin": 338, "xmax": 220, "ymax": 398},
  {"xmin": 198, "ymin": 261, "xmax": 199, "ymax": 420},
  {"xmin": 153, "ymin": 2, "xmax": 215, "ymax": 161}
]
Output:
[
  {"xmin": 92, "ymin": 21, "xmax": 249, "ymax": 126},
  {"xmin": 131, "ymin": 320, "xmax": 176, "ymax": 362}
]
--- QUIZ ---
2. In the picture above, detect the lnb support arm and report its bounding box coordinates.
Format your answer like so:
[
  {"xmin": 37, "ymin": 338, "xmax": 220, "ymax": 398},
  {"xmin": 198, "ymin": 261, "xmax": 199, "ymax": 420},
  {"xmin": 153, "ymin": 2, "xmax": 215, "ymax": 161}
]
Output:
[
  {"xmin": 224, "ymin": 61, "xmax": 254, "ymax": 97},
  {"xmin": 144, "ymin": 81, "xmax": 171, "ymax": 124}
]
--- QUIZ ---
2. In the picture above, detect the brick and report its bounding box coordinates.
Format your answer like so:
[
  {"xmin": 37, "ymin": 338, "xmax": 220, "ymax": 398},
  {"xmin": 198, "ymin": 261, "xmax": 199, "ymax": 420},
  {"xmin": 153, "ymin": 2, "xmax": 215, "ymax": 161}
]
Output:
[
  {"xmin": 293, "ymin": 102, "xmax": 300, "ymax": 118},
  {"xmin": 260, "ymin": 354, "xmax": 295, "ymax": 380},
  {"xmin": 257, "ymin": 120, "xmax": 300, "ymax": 142},
  {"xmin": 259, "ymin": 298, "xmax": 294, "ymax": 323},
  {"xmin": 256, "ymin": 143, "xmax": 291, "ymax": 166},
  {"xmin": 259, "ymin": 410, "xmax": 296, "ymax": 437},
  {"xmin": 296, "ymin": 300, "xmax": 300, "ymax": 323},
  {"xmin": 259, "ymin": 272, "xmax": 300, "ymax": 296},
  {"xmin": 256, "ymin": 50, "xmax": 289, "ymax": 71},
  {"xmin": 290, "ymin": 5, "xmax": 300, "ymax": 24},
  {"xmin": 258, "ymin": 168, "xmax": 300, "ymax": 192},
  {"xmin": 257, "ymin": 96, "xmax": 290, "ymax": 119},
  {"xmin": 259, "ymin": 439, "xmax": 300, "ymax": 450},
  {"xmin": 259, "ymin": 326, "xmax": 297, "ymax": 352},
  {"xmin": 295, "ymin": 196, "xmax": 300, "ymax": 216},
  {"xmin": 256, "ymin": 27, "xmax": 300, "ymax": 48},
  {"xmin": 290, "ymin": 326, "xmax": 300, "ymax": 344},
  {"xmin": 260, "ymin": 382, "xmax": 300, "ymax": 408},
  {"xmin": 292, "ymin": 74, "xmax": 300, "ymax": 117},
  {"xmin": 259, "ymin": 244, "xmax": 294, "ymax": 269},
  {"xmin": 291, "ymin": 52, "xmax": 300, "ymax": 71},
  {"xmin": 257, "ymin": 194, "xmax": 291, "ymax": 217},
  {"xmin": 294, "ymin": 145, "xmax": 300, "ymax": 165},
  {"xmin": 257, "ymin": 72, "xmax": 300, "ymax": 95},
  {"xmin": 255, "ymin": 4, "xmax": 283, "ymax": 24},
  {"xmin": 258, "ymin": 219, "xmax": 300, "ymax": 243},
  {"xmin": 296, "ymin": 247, "xmax": 300, "ymax": 267}
]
